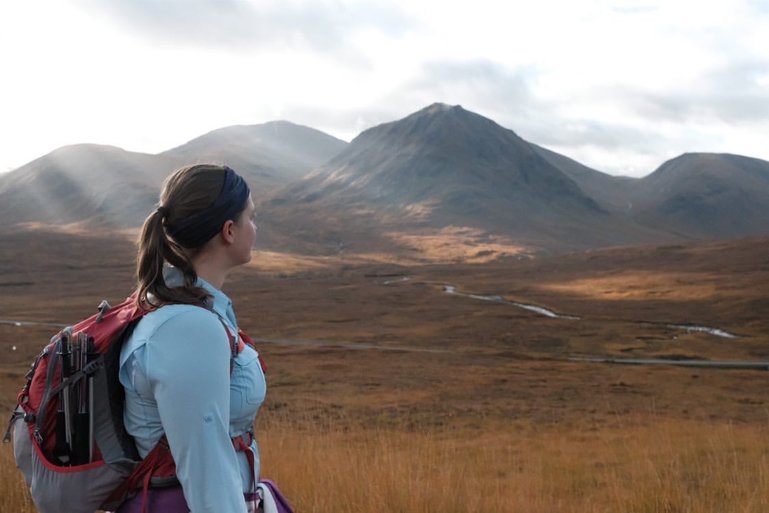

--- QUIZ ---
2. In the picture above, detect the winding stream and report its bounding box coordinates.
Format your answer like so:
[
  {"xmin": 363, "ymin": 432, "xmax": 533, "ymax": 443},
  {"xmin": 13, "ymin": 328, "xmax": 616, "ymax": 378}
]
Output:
[
  {"xmin": 382, "ymin": 276, "xmax": 411, "ymax": 285},
  {"xmin": 668, "ymin": 324, "xmax": 738, "ymax": 339},
  {"xmin": 437, "ymin": 283, "xmax": 757, "ymax": 369},
  {"xmin": 0, "ymin": 278, "xmax": 745, "ymax": 368},
  {"xmin": 439, "ymin": 285, "xmax": 741, "ymax": 338},
  {"xmin": 443, "ymin": 285, "xmax": 580, "ymax": 320}
]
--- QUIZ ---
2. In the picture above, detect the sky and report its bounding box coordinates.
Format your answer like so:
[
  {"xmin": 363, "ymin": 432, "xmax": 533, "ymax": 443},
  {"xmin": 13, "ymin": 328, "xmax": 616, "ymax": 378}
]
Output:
[{"xmin": 1, "ymin": 0, "xmax": 767, "ymax": 177}]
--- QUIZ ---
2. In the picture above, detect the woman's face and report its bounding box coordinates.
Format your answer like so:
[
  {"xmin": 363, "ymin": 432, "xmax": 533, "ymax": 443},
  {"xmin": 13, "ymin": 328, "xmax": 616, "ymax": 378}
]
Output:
[{"xmin": 231, "ymin": 195, "xmax": 257, "ymax": 265}]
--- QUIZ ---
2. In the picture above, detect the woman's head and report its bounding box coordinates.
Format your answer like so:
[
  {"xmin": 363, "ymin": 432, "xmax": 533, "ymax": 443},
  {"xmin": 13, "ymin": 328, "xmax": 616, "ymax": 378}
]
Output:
[{"xmin": 135, "ymin": 164, "xmax": 254, "ymax": 308}]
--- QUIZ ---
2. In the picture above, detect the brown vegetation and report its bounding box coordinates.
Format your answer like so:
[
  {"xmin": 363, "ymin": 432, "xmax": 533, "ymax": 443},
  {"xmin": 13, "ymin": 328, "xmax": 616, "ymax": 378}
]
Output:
[{"xmin": 1, "ymin": 229, "xmax": 768, "ymax": 512}]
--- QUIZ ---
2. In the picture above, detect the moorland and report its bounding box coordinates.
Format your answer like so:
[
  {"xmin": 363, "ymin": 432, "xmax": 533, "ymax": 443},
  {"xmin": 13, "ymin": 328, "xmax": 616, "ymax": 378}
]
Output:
[
  {"xmin": 2, "ymin": 103, "xmax": 769, "ymax": 511},
  {"xmin": 1, "ymin": 227, "xmax": 768, "ymax": 512}
]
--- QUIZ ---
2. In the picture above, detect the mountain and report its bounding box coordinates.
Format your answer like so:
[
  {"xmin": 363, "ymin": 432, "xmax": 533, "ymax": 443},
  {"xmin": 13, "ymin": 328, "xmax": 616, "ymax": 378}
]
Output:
[
  {"xmin": 160, "ymin": 121, "xmax": 348, "ymax": 192},
  {"xmin": 0, "ymin": 122, "xmax": 347, "ymax": 229},
  {"xmin": 0, "ymin": 144, "xmax": 176, "ymax": 227},
  {"xmin": 261, "ymin": 103, "xmax": 670, "ymax": 254},
  {"xmin": 2, "ymin": 106, "xmax": 768, "ymax": 258},
  {"xmin": 533, "ymin": 148, "xmax": 769, "ymax": 241},
  {"xmin": 631, "ymin": 153, "xmax": 769, "ymax": 239}
]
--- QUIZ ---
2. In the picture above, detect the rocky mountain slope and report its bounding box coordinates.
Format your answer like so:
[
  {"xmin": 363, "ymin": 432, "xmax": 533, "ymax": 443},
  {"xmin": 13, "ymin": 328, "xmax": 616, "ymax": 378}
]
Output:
[
  {"xmin": 0, "ymin": 122, "xmax": 347, "ymax": 227},
  {"xmin": 260, "ymin": 104, "xmax": 674, "ymax": 254},
  {"xmin": 2, "ymin": 104, "xmax": 767, "ymax": 258}
]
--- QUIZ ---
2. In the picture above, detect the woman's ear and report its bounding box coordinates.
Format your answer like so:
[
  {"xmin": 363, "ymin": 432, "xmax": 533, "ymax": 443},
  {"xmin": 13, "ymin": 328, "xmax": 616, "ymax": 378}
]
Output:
[{"xmin": 221, "ymin": 219, "xmax": 236, "ymax": 244}]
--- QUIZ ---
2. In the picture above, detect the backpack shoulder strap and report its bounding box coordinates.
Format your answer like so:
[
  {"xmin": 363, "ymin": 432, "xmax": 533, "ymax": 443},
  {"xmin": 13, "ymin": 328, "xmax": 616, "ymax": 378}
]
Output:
[{"xmin": 212, "ymin": 316, "xmax": 241, "ymax": 373}]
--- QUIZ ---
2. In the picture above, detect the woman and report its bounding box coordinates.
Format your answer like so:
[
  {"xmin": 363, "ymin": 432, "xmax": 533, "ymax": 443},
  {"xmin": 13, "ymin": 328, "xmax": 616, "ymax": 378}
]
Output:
[{"xmin": 117, "ymin": 164, "xmax": 266, "ymax": 512}]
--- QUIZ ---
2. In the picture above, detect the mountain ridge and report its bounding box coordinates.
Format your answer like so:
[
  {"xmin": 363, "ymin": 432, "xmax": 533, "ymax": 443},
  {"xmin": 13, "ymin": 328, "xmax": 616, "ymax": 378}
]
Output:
[
  {"xmin": 260, "ymin": 104, "xmax": 679, "ymax": 254},
  {"xmin": 0, "ymin": 122, "xmax": 347, "ymax": 228},
  {"xmin": 2, "ymin": 104, "xmax": 768, "ymax": 258}
]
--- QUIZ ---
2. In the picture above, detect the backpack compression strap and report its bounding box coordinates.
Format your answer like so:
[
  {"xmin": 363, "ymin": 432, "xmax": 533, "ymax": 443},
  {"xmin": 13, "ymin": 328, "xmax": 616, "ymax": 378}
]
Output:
[{"xmin": 101, "ymin": 435, "xmax": 176, "ymax": 512}]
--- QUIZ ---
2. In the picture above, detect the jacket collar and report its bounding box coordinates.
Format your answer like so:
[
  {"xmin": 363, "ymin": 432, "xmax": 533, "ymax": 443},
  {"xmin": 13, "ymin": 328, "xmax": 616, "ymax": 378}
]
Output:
[{"xmin": 162, "ymin": 266, "xmax": 237, "ymax": 330}]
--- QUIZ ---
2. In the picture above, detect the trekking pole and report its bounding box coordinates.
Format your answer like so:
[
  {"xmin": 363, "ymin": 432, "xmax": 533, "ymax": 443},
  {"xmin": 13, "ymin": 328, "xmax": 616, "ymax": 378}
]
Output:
[
  {"xmin": 64, "ymin": 329, "xmax": 73, "ymax": 450},
  {"xmin": 60, "ymin": 328, "xmax": 73, "ymax": 463},
  {"xmin": 87, "ymin": 335, "xmax": 95, "ymax": 462},
  {"xmin": 70, "ymin": 334, "xmax": 80, "ymax": 464},
  {"xmin": 74, "ymin": 332, "xmax": 89, "ymax": 465},
  {"xmin": 53, "ymin": 330, "xmax": 70, "ymax": 464}
]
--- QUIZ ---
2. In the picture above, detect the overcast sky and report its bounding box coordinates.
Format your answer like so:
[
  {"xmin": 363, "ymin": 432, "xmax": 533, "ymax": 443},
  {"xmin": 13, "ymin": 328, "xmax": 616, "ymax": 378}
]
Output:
[{"xmin": 1, "ymin": 0, "xmax": 767, "ymax": 177}]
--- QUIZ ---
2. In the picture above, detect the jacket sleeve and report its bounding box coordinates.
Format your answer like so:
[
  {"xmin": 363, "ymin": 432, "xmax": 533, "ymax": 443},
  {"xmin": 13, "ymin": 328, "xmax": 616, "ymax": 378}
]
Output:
[{"xmin": 144, "ymin": 308, "xmax": 247, "ymax": 513}]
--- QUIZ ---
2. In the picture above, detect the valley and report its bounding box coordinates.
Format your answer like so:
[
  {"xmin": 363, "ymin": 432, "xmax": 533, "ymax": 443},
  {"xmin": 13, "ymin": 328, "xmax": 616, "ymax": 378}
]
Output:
[
  {"xmin": 2, "ymin": 102, "xmax": 769, "ymax": 511},
  {"xmin": 1, "ymin": 228, "xmax": 768, "ymax": 512},
  {"xmin": 1, "ymin": 229, "xmax": 767, "ymax": 426}
]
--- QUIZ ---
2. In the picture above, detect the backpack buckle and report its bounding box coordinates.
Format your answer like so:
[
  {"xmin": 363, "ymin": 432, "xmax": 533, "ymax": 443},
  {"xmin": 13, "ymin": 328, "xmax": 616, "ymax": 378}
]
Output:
[
  {"xmin": 3, "ymin": 409, "xmax": 24, "ymax": 443},
  {"xmin": 95, "ymin": 300, "xmax": 111, "ymax": 323}
]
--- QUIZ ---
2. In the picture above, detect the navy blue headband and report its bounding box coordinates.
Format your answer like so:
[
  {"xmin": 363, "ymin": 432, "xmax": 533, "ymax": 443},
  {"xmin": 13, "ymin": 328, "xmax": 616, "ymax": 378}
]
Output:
[{"xmin": 166, "ymin": 167, "xmax": 250, "ymax": 248}]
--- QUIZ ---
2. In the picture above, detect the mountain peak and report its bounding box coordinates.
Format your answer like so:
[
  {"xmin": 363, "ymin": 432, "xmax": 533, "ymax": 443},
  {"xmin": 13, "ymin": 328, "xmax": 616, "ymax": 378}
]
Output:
[
  {"xmin": 421, "ymin": 102, "xmax": 463, "ymax": 115},
  {"xmin": 647, "ymin": 152, "xmax": 769, "ymax": 183},
  {"xmin": 407, "ymin": 103, "xmax": 475, "ymax": 126},
  {"xmin": 346, "ymin": 102, "xmax": 523, "ymax": 157},
  {"xmin": 306, "ymin": 103, "xmax": 604, "ymax": 225}
]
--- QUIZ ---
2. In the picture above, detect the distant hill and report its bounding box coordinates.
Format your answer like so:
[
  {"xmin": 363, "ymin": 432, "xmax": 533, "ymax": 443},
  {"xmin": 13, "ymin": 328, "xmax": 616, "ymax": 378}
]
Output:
[
  {"xmin": 160, "ymin": 121, "xmax": 348, "ymax": 192},
  {"xmin": 0, "ymin": 144, "xmax": 176, "ymax": 227},
  {"xmin": 2, "ymin": 105, "xmax": 768, "ymax": 258},
  {"xmin": 261, "ymin": 103, "xmax": 672, "ymax": 254},
  {"xmin": 0, "ymin": 122, "xmax": 347, "ymax": 229},
  {"xmin": 631, "ymin": 153, "xmax": 769, "ymax": 239},
  {"xmin": 533, "ymin": 147, "xmax": 769, "ymax": 241}
]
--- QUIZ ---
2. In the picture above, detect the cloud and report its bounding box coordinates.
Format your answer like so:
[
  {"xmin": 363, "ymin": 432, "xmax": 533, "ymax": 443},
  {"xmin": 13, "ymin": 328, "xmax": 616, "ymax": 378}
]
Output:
[
  {"xmin": 266, "ymin": 59, "xmax": 546, "ymax": 142},
  {"xmin": 385, "ymin": 60, "xmax": 545, "ymax": 128},
  {"xmin": 270, "ymin": 58, "xmax": 681, "ymax": 176},
  {"xmin": 627, "ymin": 60, "xmax": 769, "ymax": 124},
  {"xmin": 368, "ymin": 59, "xmax": 674, "ymax": 174},
  {"xmin": 3, "ymin": 0, "xmax": 768, "ymax": 178},
  {"xmin": 747, "ymin": 0, "xmax": 769, "ymax": 15},
  {"xmin": 75, "ymin": 0, "xmax": 413, "ymax": 60}
]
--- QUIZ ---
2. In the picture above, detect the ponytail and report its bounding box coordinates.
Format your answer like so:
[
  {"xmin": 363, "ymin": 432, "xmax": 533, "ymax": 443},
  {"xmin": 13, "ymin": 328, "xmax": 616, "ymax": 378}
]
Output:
[
  {"xmin": 133, "ymin": 164, "xmax": 245, "ymax": 309},
  {"xmin": 134, "ymin": 208, "xmax": 210, "ymax": 309}
]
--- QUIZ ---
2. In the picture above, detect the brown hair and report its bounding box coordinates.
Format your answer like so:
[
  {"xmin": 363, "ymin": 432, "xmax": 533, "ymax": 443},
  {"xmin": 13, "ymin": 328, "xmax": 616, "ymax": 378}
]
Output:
[{"xmin": 134, "ymin": 164, "xmax": 243, "ymax": 309}]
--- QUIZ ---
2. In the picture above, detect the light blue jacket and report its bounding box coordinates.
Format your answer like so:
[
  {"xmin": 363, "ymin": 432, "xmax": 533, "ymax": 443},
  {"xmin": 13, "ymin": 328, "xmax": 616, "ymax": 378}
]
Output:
[{"xmin": 119, "ymin": 271, "xmax": 266, "ymax": 513}]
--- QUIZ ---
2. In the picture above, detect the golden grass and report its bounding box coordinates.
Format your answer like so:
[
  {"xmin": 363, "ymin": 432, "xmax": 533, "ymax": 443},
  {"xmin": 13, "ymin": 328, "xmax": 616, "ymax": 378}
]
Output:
[
  {"xmin": 254, "ymin": 414, "xmax": 769, "ymax": 513},
  {"xmin": 248, "ymin": 251, "xmax": 342, "ymax": 274},
  {"xmin": 2, "ymin": 233, "xmax": 768, "ymax": 512},
  {"xmin": 0, "ymin": 443, "xmax": 36, "ymax": 513},
  {"xmin": 3, "ymin": 392, "xmax": 769, "ymax": 513},
  {"xmin": 387, "ymin": 226, "xmax": 530, "ymax": 263},
  {"xmin": 537, "ymin": 271, "xmax": 722, "ymax": 301},
  {"xmin": 16, "ymin": 222, "xmax": 140, "ymax": 240}
]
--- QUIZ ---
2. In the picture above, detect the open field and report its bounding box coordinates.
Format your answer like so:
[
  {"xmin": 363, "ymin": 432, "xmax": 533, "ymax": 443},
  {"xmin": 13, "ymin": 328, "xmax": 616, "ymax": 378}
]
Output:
[
  {"xmin": 6, "ymin": 414, "xmax": 769, "ymax": 513},
  {"xmin": 1, "ymin": 229, "xmax": 768, "ymax": 511}
]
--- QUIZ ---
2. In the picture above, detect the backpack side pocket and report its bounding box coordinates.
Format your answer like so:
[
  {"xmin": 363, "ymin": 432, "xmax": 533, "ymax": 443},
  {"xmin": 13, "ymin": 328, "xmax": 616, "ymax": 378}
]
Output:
[
  {"xmin": 28, "ymin": 436, "xmax": 126, "ymax": 513},
  {"xmin": 11, "ymin": 407, "xmax": 33, "ymax": 487}
]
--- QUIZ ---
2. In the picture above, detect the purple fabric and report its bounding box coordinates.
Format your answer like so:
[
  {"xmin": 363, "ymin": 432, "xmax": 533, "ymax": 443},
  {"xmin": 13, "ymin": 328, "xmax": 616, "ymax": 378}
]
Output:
[
  {"xmin": 260, "ymin": 479, "xmax": 295, "ymax": 513},
  {"xmin": 112, "ymin": 481, "xmax": 292, "ymax": 513},
  {"xmin": 115, "ymin": 486, "xmax": 189, "ymax": 513}
]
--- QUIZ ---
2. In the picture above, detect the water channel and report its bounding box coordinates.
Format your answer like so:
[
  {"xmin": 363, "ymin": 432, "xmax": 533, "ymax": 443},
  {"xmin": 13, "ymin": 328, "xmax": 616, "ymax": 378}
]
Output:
[
  {"xmin": 438, "ymin": 283, "xmax": 758, "ymax": 369},
  {"xmin": 0, "ymin": 281, "xmax": 751, "ymax": 367}
]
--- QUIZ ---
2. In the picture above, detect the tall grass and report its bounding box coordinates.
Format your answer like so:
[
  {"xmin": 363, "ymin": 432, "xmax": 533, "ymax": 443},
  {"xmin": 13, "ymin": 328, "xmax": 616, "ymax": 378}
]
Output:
[
  {"xmin": 3, "ymin": 416, "xmax": 769, "ymax": 512},
  {"xmin": 0, "ymin": 441, "xmax": 36, "ymax": 513},
  {"xmin": 259, "ymin": 414, "xmax": 769, "ymax": 513}
]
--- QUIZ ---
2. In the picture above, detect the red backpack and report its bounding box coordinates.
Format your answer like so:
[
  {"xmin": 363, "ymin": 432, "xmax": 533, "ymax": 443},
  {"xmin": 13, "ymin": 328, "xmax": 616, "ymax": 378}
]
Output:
[{"xmin": 4, "ymin": 296, "xmax": 242, "ymax": 513}]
